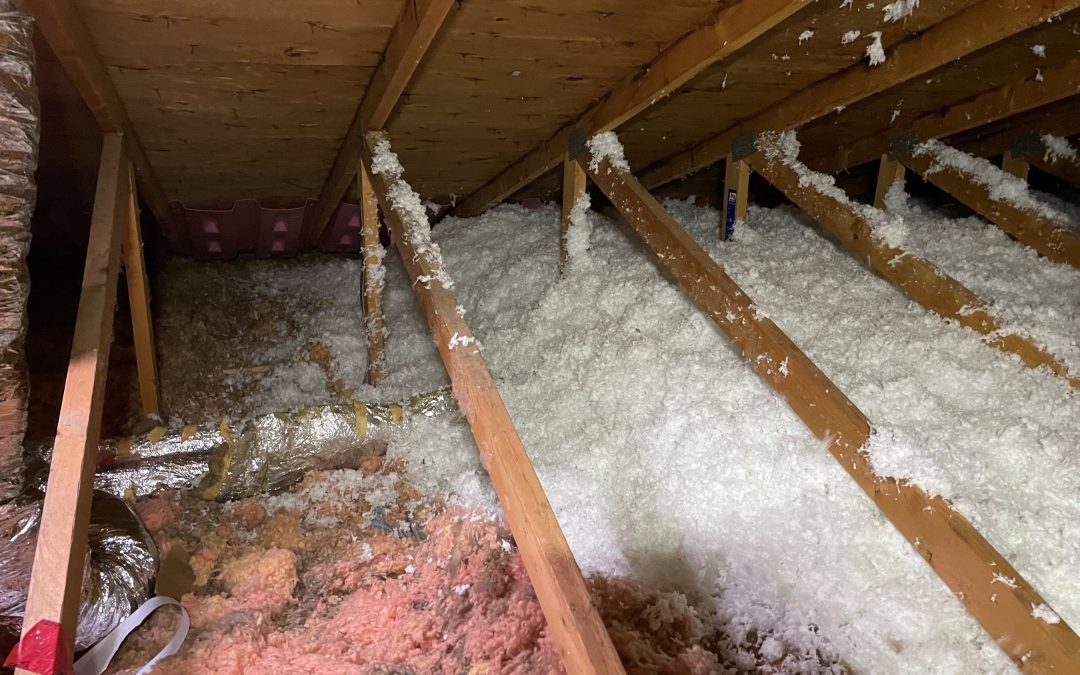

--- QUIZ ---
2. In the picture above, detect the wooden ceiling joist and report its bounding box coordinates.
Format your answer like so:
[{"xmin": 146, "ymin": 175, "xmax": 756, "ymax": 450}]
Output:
[
  {"xmin": 23, "ymin": 0, "xmax": 171, "ymax": 229},
  {"xmin": 453, "ymin": 0, "xmax": 814, "ymax": 217},
  {"xmin": 900, "ymin": 143, "xmax": 1080, "ymax": 269},
  {"xmin": 746, "ymin": 135, "xmax": 1080, "ymax": 389},
  {"xmin": 303, "ymin": 0, "xmax": 458, "ymax": 247},
  {"xmin": 574, "ymin": 136, "xmax": 1080, "ymax": 671},
  {"xmin": 638, "ymin": 0, "xmax": 1079, "ymax": 190},
  {"xmin": 809, "ymin": 58, "xmax": 1080, "ymax": 175},
  {"xmin": 359, "ymin": 131, "xmax": 625, "ymax": 674}
]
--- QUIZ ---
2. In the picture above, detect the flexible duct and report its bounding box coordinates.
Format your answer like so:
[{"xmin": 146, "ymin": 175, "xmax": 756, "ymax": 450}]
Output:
[
  {"xmin": 29, "ymin": 388, "xmax": 457, "ymax": 501},
  {"xmin": 0, "ymin": 490, "xmax": 158, "ymax": 653},
  {"xmin": 0, "ymin": 2, "xmax": 38, "ymax": 503}
]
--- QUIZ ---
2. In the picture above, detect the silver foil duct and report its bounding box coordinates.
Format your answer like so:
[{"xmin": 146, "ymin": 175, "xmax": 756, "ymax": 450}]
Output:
[
  {"xmin": 197, "ymin": 387, "xmax": 456, "ymax": 501},
  {"xmin": 0, "ymin": 3, "xmax": 39, "ymax": 503},
  {"xmin": 29, "ymin": 388, "xmax": 457, "ymax": 501},
  {"xmin": 0, "ymin": 491, "xmax": 157, "ymax": 651}
]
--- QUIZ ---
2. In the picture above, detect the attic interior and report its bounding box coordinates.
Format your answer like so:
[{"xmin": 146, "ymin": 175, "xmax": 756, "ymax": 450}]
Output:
[{"xmin": 1, "ymin": 0, "xmax": 1079, "ymax": 672}]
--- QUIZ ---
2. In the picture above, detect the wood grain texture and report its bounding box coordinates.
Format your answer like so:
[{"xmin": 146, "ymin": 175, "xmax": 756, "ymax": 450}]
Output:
[
  {"xmin": 121, "ymin": 161, "xmax": 161, "ymax": 415},
  {"xmin": 71, "ymin": 0, "xmax": 403, "ymax": 209},
  {"xmin": 303, "ymin": 0, "xmax": 457, "ymax": 247},
  {"xmin": 746, "ymin": 142, "xmax": 1080, "ymax": 389},
  {"xmin": 638, "ymin": 0, "xmax": 1079, "ymax": 189},
  {"xmin": 804, "ymin": 50, "xmax": 1080, "ymax": 175},
  {"xmin": 361, "ymin": 132, "xmax": 625, "ymax": 675},
  {"xmin": 903, "ymin": 150, "xmax": 1080, "ymax": 269},
  {"xmin": 579, "ymin": 144, "xmax": 1080, "ymax": 671},
  {"xmin": 872, "ymin": 154, "xmax": 906, "ymax": 209},
  {"xmin": 560, "ymin": 156, "xmax": 587, "ymax": 267},
  {"xmin": 454, "ymin": 0, "xmax": 812, "ymax": 215},
  {"xmin": 359, "ymin": 162, "xmax": 386, "ymax": 386},
  {"xmin": 25, "ymin": 0, "xmax": 171, "ymax": 229},
  {"xmin": 18, "ymin": 134, "xmax": 128, "ymax": 658}
]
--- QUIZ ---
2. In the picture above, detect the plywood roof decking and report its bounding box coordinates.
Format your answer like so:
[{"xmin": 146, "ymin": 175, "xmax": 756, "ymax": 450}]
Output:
[
  {"xmin": 612, "ymin": 0, "xmax": 982, "ymax": 175},
  {"xmin": 795, "ymin": 12, "xmax": 1080, "ymax": 171},
  {"xmin": 56, "ymin": 1, "xmax": 1075, "ymax": 212},
  {"xmin": 384, "ymin": 0, "xmax": 729, "ymax": 201},
  {"xmin": 74, "ymin": 0, "xmax": 404, "ymax": 208}
]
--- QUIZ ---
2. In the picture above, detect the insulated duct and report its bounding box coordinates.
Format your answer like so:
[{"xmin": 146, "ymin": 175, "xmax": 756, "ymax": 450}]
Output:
[
  {"xmin": 0, "ymin": 2, "xmax": 38, "ymax": 503},
  {"xmin": 0, "ymin": 490, "xmax": 157, "ymax": 652},
  {"xmin": 29, "ymin": 388, "xmax": 457, "ymax": 501}
]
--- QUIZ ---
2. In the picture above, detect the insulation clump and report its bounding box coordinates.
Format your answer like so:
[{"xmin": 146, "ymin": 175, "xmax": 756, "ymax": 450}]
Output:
[
  {"xmin": 587, "ymin": 131, "xmax": 632, "ymax": 173},
  {"xmin": 368, "ymin": 132, "xmax": 455, "ymax": 290}
]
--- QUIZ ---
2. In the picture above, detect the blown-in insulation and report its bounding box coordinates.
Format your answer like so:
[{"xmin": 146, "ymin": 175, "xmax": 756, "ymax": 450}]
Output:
[{"xmin": 0, "ymin": 1, "xmax": 37, "ymax": 503}]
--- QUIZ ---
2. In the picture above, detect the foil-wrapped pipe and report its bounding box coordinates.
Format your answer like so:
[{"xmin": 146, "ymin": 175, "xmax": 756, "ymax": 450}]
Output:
[
  {"xmin": 28, "ymin": 388, "xmax": 458, "ymax": 501},
  {"xmin": 0, "ymin": 491, "xmax": 157, "ymax": 652},
  {"xmin": 0, "ymin": 3, "xmax": 39, "ymax": 503},
  {"xmin": 197, "ymin": 387, "xmax": 457, "ymax": 502}
]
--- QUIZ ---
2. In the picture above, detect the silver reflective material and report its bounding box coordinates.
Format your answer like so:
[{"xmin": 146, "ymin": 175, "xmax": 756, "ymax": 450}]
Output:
[
  {"xmin": 199, "ymin": 388, "xmax": 455, "ymax": 501},
  {"xmin": 0, "ymin": 2, "xmax": 39, "ymax": 503},
  {"xmin": 0, "ymin": 491, "xmax": 157, "ymax": 651}
]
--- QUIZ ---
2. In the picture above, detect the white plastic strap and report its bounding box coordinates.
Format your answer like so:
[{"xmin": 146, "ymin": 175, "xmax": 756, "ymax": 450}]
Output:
[{"xmin": 73, "ymin": 596, "xmax": 190, "ymax": 675}]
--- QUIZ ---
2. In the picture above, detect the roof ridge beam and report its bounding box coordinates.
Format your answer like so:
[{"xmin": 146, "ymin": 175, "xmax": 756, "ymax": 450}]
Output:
[
  {"xmin": 303, "ymin": 0, "xmax": 458, "ymax": 247},
  {"xmin": 454, "ymin": 0, "xmax": 814, "ymax": 217},
  {"xmin": 638, "ymin": 0, "xmax": 1080, "ymax": 189}
]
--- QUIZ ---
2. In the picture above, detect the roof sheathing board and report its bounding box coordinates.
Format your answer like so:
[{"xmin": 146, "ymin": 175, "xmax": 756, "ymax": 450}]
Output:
[
  {"xmin": 385, "ymin": 0, "xmax": 729, "ymax": 200},
  {"xmin": 74, "ymin": 0, "xmax": 404, "ymax": 208},
  {"xmin": 796, "ymin": 12, "xmax": 1080, "ymax": 170},
  {"xmin": 615, "ymin": 0, "xmax": 982, "ymax": 174}
]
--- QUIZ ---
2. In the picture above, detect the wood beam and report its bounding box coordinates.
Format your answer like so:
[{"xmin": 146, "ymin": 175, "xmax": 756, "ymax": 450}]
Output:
[
  {"xmin": 574, "ymin": 137, "xmax": 1080, "ymax": 671},
  {"xmin": 1031, "ymin": 152, "xmax": 1080, "ymax": 188},
  {"xmin": 951, "ymin": 97, "xmax": 1080, "ymax": 159},
  {"xmin": 359, "ymin": 161, "xmax": 386, "ymax": 386},
  {"xmin": 745, "ymin": 136, "xmax": 1079, "ymax": 389},
  {"xmin": 639, "ymin": 0, "xmax": 1079, "ymax": 190},
  {"xmin": 22, "ymin": 0, "xmax": 171, "ymax": 230},
  {"xmin": 303, "ymin": 0, "xmax": 457, "ymax": 247},
  {"xmin": 121, "ymin": 162, "xmax": 161, "ymax": 416},
  {"xmin": 900, "ymin": 144, "xmax": 1080, "ymax": 269},
  {"xmin": 18, "ymin": 134, "xmax": 128, "ymax": 661},
  {"xmin": 359, "ymin": 132, "xmax": 625, "ymax": 674},
  {"xmin": 812, "ymin": 59, "xmax": 1080, "ymax": 175},
  {"xmin": 873, "ymin": 154, "xmax": 906, "ymax": 209},
  {"xmin": 454, "ymin": 0, "xmax": 812, "ymax": 217},
  {"xmin": 721, "ymin": 157, "xmax": 750, "ymax": 240},
  {"xmin": 1001, "ymin": 150, "xmax": 1030, "ymax": 180},
  {"xmin": 561, "ymin": 155, "xmax": 587, "ymax": 267}
]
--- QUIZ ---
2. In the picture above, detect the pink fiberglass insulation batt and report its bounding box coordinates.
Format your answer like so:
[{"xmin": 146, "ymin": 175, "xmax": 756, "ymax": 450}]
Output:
[{"xmin": 108, "ymin": 460, "xmax": 841, "ymax": 673}]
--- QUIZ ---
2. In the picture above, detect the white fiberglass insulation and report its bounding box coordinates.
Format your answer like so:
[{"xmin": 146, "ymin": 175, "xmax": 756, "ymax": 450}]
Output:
[
  {"xmin": 233, "ymin": 175, "xmax": 1079, "ymax": 669},
  {"xmin": 353, "ymin": 194, "xmax": 1080, "ymax": 673}
]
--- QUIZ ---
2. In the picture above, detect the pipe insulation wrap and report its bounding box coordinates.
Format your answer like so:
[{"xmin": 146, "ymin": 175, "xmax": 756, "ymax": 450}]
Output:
[{"xmin": 0, "ymin": 2, "xmax": 38, "ymax": 504}]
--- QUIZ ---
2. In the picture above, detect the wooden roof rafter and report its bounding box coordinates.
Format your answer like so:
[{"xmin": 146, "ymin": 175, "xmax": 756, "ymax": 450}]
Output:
[
  {"xmin": 453, "ymin": 0, "xmax": 815, "ymax": 217},
  {"xmin": 637, "ymin": 0, "xmax": 1080, "ymax": 190},
  {"xmin": 807, "ymin": 57, "xmax": 1080, "ymax": 175},
  {"xmin": 302, "ymin": 0, "xmax": 459, "ymax": 247},
  {"xmin": 24, "ymin": 0, "xmax": 172, "ymax": 233}
]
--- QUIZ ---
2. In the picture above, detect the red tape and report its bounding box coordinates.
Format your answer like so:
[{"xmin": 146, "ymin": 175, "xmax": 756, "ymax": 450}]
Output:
[{"xmin": 3, "ymin": 620, "xmax": 74, "ymax": 675}]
